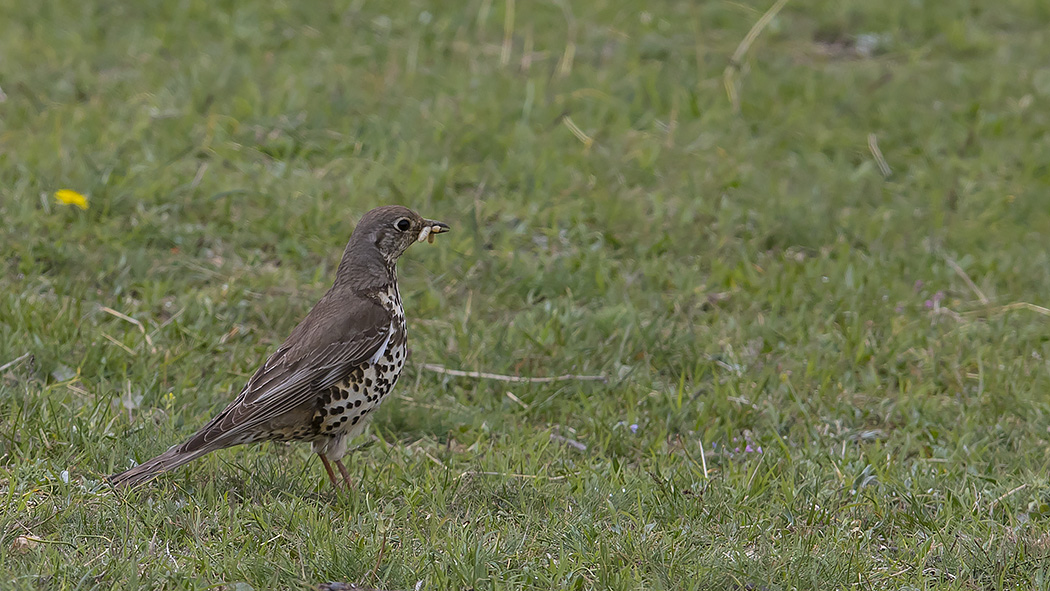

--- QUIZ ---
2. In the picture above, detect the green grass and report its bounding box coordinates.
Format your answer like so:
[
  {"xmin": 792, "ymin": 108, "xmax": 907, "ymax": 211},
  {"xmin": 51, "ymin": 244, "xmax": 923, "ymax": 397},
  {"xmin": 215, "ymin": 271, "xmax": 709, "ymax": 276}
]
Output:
[{"xmin": 3, "ymin": 0, "xmax": 1050, "ymax": 588}]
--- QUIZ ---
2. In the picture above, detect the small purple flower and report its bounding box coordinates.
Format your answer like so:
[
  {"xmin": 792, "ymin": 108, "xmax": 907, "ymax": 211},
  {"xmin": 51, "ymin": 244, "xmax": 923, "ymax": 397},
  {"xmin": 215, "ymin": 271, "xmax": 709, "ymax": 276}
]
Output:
[
  {"xmin": 744, "ymin": 444, "xmax": 754, "ymax": 453},
  {"xmin": 913, "ymin": 280, "xmax": 924, "ymax": 292},
  {"xmin": 629, "ymin": 424, "xmax": 638, "ymax": 434},
  {"xmin": 925, "ymin": 291, "xmax": 945, "ymax": 309}
]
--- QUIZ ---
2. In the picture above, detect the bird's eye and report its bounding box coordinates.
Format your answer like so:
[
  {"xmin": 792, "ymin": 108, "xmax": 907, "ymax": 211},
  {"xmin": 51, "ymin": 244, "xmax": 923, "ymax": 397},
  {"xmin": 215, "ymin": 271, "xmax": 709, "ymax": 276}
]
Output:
[{"xmin": 395, "ymin": 218, "xmax": 411, "ymax": 232}]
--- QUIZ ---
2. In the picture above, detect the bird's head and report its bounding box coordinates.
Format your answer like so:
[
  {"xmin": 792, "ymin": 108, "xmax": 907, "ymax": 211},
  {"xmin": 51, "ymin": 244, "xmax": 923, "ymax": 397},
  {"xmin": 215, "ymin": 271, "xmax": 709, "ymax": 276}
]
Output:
[{"xmin": 340, "ymin": 205, "xmax": 450, "ymax": 285}]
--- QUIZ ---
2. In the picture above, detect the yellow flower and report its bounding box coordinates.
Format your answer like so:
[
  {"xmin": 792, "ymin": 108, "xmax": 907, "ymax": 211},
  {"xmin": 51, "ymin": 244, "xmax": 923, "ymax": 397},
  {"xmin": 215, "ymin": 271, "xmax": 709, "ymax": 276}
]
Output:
[{"xmin": 55, "ymin": 189, "xmax": 89, "ymax": 210}]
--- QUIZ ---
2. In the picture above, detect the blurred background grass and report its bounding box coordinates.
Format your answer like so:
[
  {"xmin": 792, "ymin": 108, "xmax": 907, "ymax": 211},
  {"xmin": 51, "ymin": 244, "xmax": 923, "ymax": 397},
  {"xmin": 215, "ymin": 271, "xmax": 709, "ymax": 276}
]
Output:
[{"xmin": 2, "ymin": 0, "xmax": 1050, "ymax": 588}]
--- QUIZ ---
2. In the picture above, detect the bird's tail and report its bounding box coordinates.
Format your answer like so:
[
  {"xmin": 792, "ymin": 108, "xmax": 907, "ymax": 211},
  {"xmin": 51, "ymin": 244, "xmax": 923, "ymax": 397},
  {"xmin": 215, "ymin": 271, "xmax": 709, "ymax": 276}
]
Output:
[{"xmin": 108, "ymin": 445, "xmax": 213, "ymax": 488}]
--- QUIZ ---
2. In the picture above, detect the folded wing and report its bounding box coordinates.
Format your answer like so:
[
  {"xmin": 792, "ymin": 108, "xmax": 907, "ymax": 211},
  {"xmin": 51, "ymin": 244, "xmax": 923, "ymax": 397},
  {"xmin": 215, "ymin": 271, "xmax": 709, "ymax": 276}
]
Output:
[{"xmin": 177, "ymin": 292, "xmax": 391, "ymax": 453}]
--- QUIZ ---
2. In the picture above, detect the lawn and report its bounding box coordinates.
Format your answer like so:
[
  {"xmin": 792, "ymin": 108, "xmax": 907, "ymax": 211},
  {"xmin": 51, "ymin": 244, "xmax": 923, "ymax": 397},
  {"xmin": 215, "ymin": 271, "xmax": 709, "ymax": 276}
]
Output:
[{"xmin": 3, "ymin": 0, "xmax": 1050, "ymax": 588}]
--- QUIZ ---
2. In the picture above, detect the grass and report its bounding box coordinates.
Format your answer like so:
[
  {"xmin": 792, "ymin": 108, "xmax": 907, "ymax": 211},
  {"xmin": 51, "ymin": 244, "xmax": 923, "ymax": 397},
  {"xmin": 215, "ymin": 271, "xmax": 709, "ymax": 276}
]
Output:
[{"xmin": 3, "ymin": 0, "xmax": 1050, "ymax": 588}]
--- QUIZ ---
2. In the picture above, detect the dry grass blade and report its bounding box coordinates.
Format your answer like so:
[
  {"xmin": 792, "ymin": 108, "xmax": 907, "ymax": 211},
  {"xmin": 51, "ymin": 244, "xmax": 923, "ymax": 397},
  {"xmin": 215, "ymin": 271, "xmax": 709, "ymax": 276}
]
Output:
[
  {"xmin": 505, "ymin": 390, "xmax": 529, "ymax": 409},
  {"xmin": 943, "ymin": 255, "xmax": 990, "ymax": 304},
  {"xmin": 549, "ymin": 432, "xmax": 587, "ymax": 452},
  {"xmin": 102, "ymin": 333, "xmax": 136, "ymax": 356},
  {"xmin": 457, "ymin": 470, "xmax": 567, "ymax": 481},
  {"xmin": 562, "ymin": 116, "xmax": 594, "ymax": 149},
  {"xmin": 421, "ymin": 363, "xmax": 606, "ymax": 383},
  {"xmin": 723, "ymin": 0, "xmax": 792, "ymax": 112},
  {"xmin": 554, "ymin": 0, "xmax": 576, "ymax": 76},
  {"xmin": 989, "ymin": 483, "xmax": 1027, "ymax": 515},
  {"xmin": 0, "ymin": 352, "xmax": 32, "ymax": 373},
  {"xmin": 966, "ymin": 301, "xmax": 1050, "ymax": 318},
  {"xmin": 100, "ymin": 306, "xmax": 156, "ymax": 352},
  {"xmin": 868, "ymin": 133, "xmax": 892, "ymax": 177}
]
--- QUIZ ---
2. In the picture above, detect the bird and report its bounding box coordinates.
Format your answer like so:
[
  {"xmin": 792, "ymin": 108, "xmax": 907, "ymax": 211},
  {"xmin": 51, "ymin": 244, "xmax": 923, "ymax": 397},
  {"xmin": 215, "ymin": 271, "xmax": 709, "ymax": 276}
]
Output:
[{"xmin": 109, "ymin": 205, "xmax": 449, "ymax": 490}]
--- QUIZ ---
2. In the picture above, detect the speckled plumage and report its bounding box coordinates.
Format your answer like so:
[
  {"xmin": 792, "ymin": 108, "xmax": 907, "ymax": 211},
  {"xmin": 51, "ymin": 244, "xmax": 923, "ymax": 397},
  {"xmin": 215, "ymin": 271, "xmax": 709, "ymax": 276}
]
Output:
[
  {"xmin": 268, "ymin": 285, "xmax": 408, "ymax": 459},
  {"xmin": 109, "ymin": 206, "xmax": 448, "ymax": 490}
]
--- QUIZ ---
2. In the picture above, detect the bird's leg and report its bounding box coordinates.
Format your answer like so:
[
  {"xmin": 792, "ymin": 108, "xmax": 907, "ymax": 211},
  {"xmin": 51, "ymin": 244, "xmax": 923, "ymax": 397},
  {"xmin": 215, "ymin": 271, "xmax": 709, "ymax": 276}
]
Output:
[
  {"xmin": 318, "ymin": 453, "xmax": 341, "ymax": 489},
  {"xmin": 335, "ymin": 459, "xmax": 353, "ymax": 489}
]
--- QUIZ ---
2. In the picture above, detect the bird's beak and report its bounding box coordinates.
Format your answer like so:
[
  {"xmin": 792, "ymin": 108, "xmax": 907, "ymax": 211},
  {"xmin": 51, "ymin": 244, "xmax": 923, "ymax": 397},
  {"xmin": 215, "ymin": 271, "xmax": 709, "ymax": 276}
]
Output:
[{"xmin": 418, "ymin": 220, "xmax": 450, "ymax": 243}]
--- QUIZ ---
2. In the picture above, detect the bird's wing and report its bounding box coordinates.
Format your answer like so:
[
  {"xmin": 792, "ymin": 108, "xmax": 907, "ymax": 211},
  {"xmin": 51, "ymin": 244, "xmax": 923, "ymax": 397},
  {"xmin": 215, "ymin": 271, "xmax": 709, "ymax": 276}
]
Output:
[{"xmin": 176, "ymin": 293, "xmax": 391, "ymax": 453}]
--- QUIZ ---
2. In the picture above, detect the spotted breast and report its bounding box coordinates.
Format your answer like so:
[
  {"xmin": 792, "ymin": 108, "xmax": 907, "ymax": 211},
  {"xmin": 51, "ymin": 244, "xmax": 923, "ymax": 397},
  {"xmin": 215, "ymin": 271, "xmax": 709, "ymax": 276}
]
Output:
[{"xmin": 307, "ymin": 283, "xmax": 407, "ymax": 456}]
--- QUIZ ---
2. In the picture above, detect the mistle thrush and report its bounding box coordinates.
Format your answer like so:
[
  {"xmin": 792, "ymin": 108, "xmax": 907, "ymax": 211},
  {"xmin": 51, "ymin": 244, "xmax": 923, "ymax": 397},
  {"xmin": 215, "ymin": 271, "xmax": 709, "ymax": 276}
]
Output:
[{"xmin": 109, "ymin": 205, "xmax": 449, "ymax": 489}]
